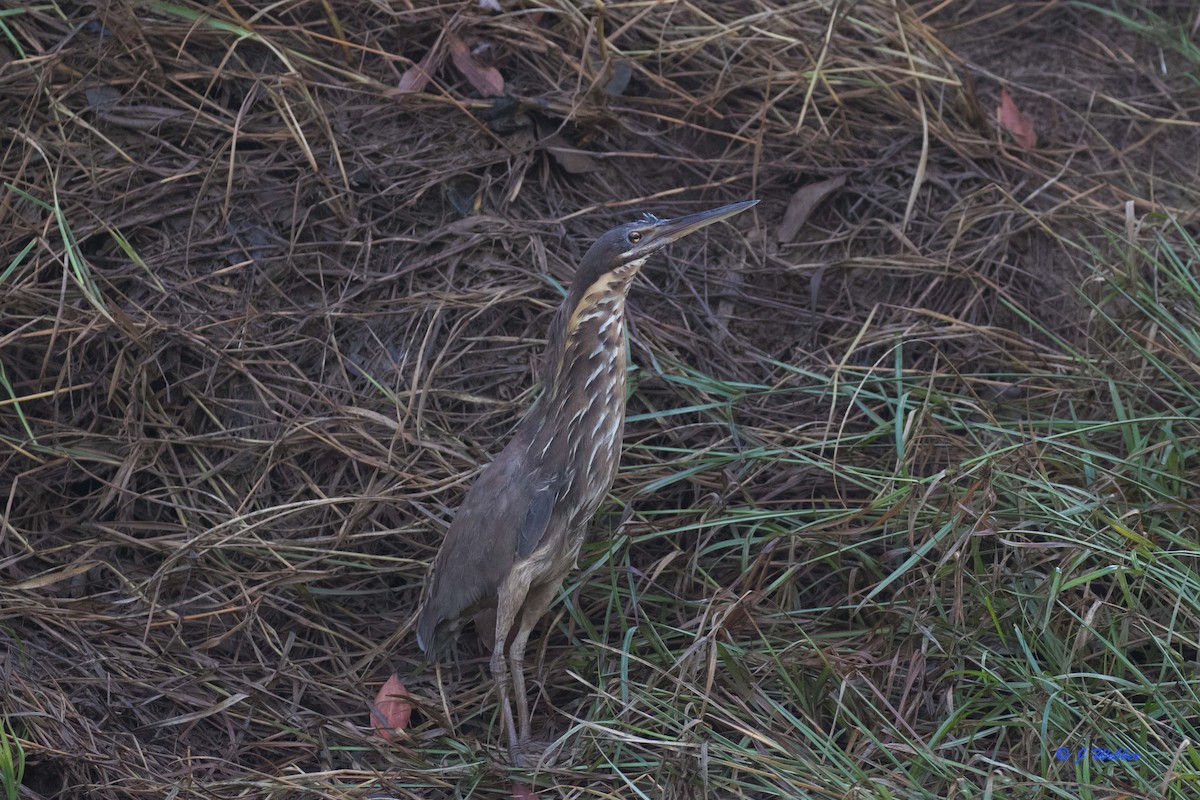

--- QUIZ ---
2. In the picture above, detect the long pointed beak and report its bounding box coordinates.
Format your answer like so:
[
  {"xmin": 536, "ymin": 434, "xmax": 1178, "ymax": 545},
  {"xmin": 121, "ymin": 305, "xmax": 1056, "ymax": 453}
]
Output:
[{"xmin": 651, "ymin": 199, "xmax": 759, "ymax": 246}]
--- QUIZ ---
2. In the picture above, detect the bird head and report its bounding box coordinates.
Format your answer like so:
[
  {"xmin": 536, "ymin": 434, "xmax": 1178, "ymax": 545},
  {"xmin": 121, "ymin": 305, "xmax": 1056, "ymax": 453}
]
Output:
[
  {"xmin": 540, "ymin": 199, "xmax": 759, "ymax": 387},
  {"xmin": 570, "ymin": 199, "xmax": 759, "ymax": 294}
]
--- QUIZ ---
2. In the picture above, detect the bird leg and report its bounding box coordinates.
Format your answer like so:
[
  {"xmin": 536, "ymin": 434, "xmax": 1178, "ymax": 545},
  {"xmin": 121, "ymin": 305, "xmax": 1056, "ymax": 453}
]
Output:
[
  {"xmin": 489, "ymin": 646, "xmax": 520, "ymax": 761},
  {"xmin": 491, "ymin": 592, "xmax": 523, "ymax": 763},
  {"xmin": 506, "ymin": 580, "xmax": 562, "ymax": 766},
  {"xmin": 507, "ymin": 626, "xmax": 533, "ymax": 752}
]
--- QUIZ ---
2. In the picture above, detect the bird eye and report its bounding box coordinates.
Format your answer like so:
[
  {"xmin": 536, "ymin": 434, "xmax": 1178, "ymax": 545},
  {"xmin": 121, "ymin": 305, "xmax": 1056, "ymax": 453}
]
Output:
[{"xmin": 628, "ymin": 231, "xmax": 642, "ymax": 244}]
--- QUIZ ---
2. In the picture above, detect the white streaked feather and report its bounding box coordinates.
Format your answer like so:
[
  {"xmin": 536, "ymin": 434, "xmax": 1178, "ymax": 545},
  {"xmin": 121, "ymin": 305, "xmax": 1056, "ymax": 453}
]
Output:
[{"xmin": 583, "ymin": 362, "xmax": 605, "ymax": 388}]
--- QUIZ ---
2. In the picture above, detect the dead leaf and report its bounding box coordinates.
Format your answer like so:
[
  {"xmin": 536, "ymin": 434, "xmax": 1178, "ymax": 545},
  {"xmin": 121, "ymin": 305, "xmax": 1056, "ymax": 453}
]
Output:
[
  {"xmin": 542, "ymin": 133, "xmax": 600, "ymax": 174},
  {"xmin": 777, "ymin": 175, "xmax": 845, "ymax": 243},
  {"xmin": 448, "ymin": 33, "xmax": 504, "ymax": 98},
  {"xmin": 85, "ymin": 86, "xmax": 122, "ymax": 111},
  {"xmin": 397, "ymin": 47, "xmax": 438, "ymax": 95},
  {"xmin": 997, "ymin": 87, "xmax": 1036, "ymax": 149},
  {"xmin": 511, "ymin": 782, "xmax": 538, "ymax": 799},
  {"xmin": 10, "ymin": 560, "xmax": 100, "ymax": 590},
  {"xmin": 370, "ymin": 673, "xmax": 412, "ymax": 740},
  {"xmin": 83, "ymin": 86, "xmax": 185, "ymax": 131},
  {"xmin": 444, "ymin": 175, "xmax": 482, "ymax": 216},
  {"xmin": 396, "ymin": 65, "xmax": 431, "ymax": 95},
  {"xmin": 718, "ymin": 590, "xmax": 764, "ymax": 636},
  {"xmin": 148, "ymin": 692, "xmax": 251, "ymax": 728},
  {"xmin": 533, "ymin": 117, "xmax": 599, "ymax": 174},
  {"xmin": 605, "ymin": 61, "xmax": 632, "ymax": 96}
]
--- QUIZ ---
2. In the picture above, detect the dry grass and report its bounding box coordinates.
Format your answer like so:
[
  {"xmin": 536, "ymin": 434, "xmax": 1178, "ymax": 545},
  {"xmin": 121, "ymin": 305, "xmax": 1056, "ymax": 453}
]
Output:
[{"xmin": 2, "ymin": 1, "xmax": 1199, "ymax": 798}]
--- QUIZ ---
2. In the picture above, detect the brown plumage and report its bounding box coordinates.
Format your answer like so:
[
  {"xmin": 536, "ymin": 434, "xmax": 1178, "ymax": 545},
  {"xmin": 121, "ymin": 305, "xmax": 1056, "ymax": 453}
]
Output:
[{"xmin": 416, "ymin": 200, "xmax": 758, "ymax": 764}]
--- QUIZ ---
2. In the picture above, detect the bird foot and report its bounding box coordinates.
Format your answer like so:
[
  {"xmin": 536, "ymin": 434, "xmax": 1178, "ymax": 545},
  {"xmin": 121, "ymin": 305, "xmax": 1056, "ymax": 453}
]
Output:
[{"xmin": 508, "ymin": 737, "xmax": 559, "ymax": 769}]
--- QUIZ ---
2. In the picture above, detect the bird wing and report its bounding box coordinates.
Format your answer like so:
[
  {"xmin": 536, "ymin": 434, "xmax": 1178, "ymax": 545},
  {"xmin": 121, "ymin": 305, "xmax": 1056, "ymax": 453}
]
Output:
[
  {"xmin": 516, "ymin": 476, "xmax": 563, "ymax": 558},
  {"xmin": 416, "ymin": 428, "xmax": 566, "ymax": 655}
]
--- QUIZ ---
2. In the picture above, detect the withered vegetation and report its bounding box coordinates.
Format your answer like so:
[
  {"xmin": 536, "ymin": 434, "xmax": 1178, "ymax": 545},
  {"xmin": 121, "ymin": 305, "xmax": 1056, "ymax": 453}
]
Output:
[{"xmin": 2, "ymin": 1, "xmax": 1198, "ymax": 798}]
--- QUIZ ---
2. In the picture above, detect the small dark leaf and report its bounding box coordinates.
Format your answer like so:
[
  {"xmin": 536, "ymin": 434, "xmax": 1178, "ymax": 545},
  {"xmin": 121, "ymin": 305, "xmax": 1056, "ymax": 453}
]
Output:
[
  {"xmin": 605, "ymin": 61, "xmax": 632, "ymax": 96},
  {"xmin": 444, "ymin": 176, "xmax": 481, "ymax": 217},
  {"xmin": 543, "ymin": 134, "xmax": 599, "ymax": 174},
  {"xmin": 85, "ymin": 86, "xmax": 122, "ymax": 111}
]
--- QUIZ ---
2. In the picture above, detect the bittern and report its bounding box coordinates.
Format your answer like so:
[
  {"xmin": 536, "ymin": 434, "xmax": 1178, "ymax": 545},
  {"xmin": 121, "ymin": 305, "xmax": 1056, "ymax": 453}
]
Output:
[{"xmin": 416, "ymin": 199, "xmax": 758, "ymax": 764}]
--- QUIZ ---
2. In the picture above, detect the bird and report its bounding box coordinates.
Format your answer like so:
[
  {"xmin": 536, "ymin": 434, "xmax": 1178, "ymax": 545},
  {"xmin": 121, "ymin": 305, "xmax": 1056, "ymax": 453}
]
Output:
[{"xmin": 416, "ymin": 199, "xmax": 758, "ymax": 765}]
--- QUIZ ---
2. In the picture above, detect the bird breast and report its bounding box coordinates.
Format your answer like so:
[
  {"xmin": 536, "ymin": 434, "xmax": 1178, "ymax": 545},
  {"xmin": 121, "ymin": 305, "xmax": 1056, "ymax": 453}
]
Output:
[{"xmin": 529, "ymin": 290, "xmax": 630, "ymax": 531}]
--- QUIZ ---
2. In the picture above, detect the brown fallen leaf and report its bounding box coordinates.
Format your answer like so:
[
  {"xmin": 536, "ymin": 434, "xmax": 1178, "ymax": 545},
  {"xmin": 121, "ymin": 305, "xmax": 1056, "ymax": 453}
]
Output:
[
  {"xmin": 370, "ymin": 673, "xmax": 412, "ymax": 740},
  {"xmin": 997, "ymin": 87, "xmax": 1036, "ymax": 149},
  {"xmin": 448, "ymin": 33, "xmax": 504, "ymax": 98},
  {"xmin": 777, "ymin": 175, "xmax": 845, "ymax": 243},
  {"xmin": 397, "ymin": 46, "xmax": 439, "ymax": 95}
]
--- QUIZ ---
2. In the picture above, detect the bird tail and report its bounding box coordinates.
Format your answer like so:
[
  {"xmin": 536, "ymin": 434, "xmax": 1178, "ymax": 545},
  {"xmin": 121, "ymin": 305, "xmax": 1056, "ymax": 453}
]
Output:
[
  {"xmin": 415, "ymin": 609, "xmax": 436, "ymax": 654},
  {"xmin": 416, "ymin": 607, "xmax": 461, "ymax": 659}
]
